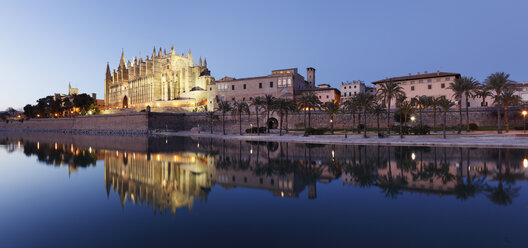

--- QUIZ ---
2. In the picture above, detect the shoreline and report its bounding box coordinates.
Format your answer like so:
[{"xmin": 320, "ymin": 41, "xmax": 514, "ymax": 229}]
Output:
[{"xmin": 160, "ymin": 131, "xmax": 528, "ymax": 148}]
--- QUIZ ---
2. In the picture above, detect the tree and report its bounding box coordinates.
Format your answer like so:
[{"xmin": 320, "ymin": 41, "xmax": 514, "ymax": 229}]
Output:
[
  {"xmin": 250, "ymin": 97, "xmax": 265, "ymax": 136},
  {"xmin": 23, "ymin": 104, "xmax": 34, "ymax": 118},
  {"xmin": 370, "ymin": 103, "xmax": 386, "ymax": 136},
  {"xmin": 323, "ymin": 101, "xmax": 340, "ymax": 134},
  {"xmin": 343, "ymin": 96, "xmax": 358, "ymax": 134},
  {"xmin": 397, "ymin": 98, "xmax": 413, "ymax": 139},
  {"xmin": 429, "ymin": 96, "xmax": 439, "ymax": 132},
  {"xmin": 263, "ymin": 94, "xmax": 276, "ymax": 133},
  {"xmin": 501, "ymin": 88, "xmax": 521, "ymax": 133},
  {"xmin": 355, "ymin": 93, "xmax": 375, "ymax": 138},
  {"xmin": 272, "ymin": 98, "xmax": 291, "ymax": 136},
  {"xmin": 216, "ymin": 100, "xmax": 232, "ymax": 135},
  {"xmin": 448, "ymin": 77, "xmax": 466, "ymax": 134},
  {"xmin": 438, "ymin": 98, "xmax": 455, "ymax": 139},
  {"xmin": 63, "ymin": 98, "xmax": 73, "ymax": 116},
  {"xmin": 485, "ymin": 72, "xmax": 514, "ymax": 134},
  {"xmin": 73, "ymin": 93, "xmax": 96, "ymax": 115},
  {"xmin": 461, "ymin": 77, "xmax": 479, "ymax": 132},
  {"xmin": 377, "ymin": 80, "xmax": 405, "ymax": 135},
  {"xmin": 232, "ymin": 101, "xmax": 250, "ymax": 135},
  {"xmin": 205, "ymin": 111, "xmax": 219, "ymax": 134},
  {"xmin": 6, "ymin": 107, "xmax": 17, "ymax": 117},
  {"xmin": 475, "ymin": 86, "xmax": 493, "ymax": 107},
  {"xmin": 298, "ymin": 92, "xmax": 321, "ymax": 130},
  {"xmin": 414, "ymin": 95, "xmax": 430, "ymax": 127}
]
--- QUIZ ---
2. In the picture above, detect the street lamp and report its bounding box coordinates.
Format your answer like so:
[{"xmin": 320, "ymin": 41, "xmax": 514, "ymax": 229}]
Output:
[
  {"xmin": 522, "ymin": 110, "xmax": 527, "ymax": 134},
  {"xmin": 410, "ymin": 116, "xmax": 416, "ymax": 122},
  {"xmin": 524, "ymin": 158, "xmax": 528, "ymax": 168}
]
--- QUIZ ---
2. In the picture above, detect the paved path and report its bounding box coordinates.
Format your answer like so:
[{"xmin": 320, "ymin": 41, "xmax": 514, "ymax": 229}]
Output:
[{"xmin": 158, "ymin": 131, "xmax": 528, "ymax": 148}]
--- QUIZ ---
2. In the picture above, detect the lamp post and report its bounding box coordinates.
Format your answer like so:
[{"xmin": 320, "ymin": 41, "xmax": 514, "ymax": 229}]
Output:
[{"xmin": 523, "ymin": 110, "xmax": 527, "ymax": 134}]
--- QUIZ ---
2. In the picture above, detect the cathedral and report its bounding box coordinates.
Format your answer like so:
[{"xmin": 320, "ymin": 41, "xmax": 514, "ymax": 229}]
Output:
[{"xmin": 104, "ymin": 46, "xmax": 214, "ymax": 109}]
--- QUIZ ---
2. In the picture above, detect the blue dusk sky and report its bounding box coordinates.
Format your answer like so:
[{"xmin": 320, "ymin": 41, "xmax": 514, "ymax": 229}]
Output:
[{"xmin": 0, "ymin": 0, "xmax": 527, "ymax": 110}]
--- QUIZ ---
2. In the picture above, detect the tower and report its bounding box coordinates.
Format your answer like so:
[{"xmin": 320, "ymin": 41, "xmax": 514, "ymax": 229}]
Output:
[{"xmin": 306, "ymin": 67, "xmax": 316, "ymax": 87}]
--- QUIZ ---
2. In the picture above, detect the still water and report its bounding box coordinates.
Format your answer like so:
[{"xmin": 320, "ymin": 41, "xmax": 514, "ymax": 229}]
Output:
[{"xmin": 1, "ymin": 132, "xmax": 527, "ymax": 248}]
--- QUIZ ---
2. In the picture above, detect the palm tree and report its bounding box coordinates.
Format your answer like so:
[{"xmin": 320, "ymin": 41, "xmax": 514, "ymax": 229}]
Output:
[
  {"xmin": 377, "ymin": 80, "xmax": 404, "ymax": 135},
  {"xmin": 205, "ymin": 111, "xmax": 219, "ymax": 134},
  {"xmin": 232, "ymin": 101, "xmax": 250, "ymax": 135},
  {"xmin": 437, "ymin": 98, "xmax": 455, "ymax": 139},
  {"xmin": 216, "ymin": 100, "xmax": 232, "ymax": 135},
  {"xmin": 462, "ymin": 77, "xmax": 479, "ymax": 132},
  {"xmin": 501, "ymin": 88, "xmax": 522, "ymax": 133},
  {"xmin": 414, "ymin": 95, "xmax": 429, "ymax": 127},
  {"xmin": 485, "ymin": 72, "xmax": 514, "ymax": 134},
  {"xmin": 370, "ymin": 103, "xmax": 386, "ymax": 136},
  {"xmin": 343, "ymin": 96, "xmax": 358, "ymax": 134},
  {"xmin": 250, "ymin": 97, "xmax": 265, "ymax": 135},
  {"xmin": 397, "ymin": 98, "xmax": 413, "ymax": 139},
  {"xmin": 475, "ymin": 86, "xmax": 493, "ymax": 107},
  {"xmin": 298, "ymin": 92, "xmax": 321, "ymax": 130},
  {"xmin": 323, "ymin": 101, "xmax": 340, "ymax": 134},
  {"xmin": 429, "ymin": 96, "xmax": 439, "ymax": 132},
  {"xmin": 272, "ymin": 98, "xmax": 291, "ymax": 136},
  {"xmin": 284, "ymin": 99, "xmax": 297, "ymax": 134},
  {"xmin": 448, "ymin": 77, "xmax": 466, "ymax": 134},
  {"xmin": 356, "ymin": 93, "xmax": 375, "ymax": 138},
  {"xmin": 263, "ymin": 94, "xmax": 276, "ymax": 133}
]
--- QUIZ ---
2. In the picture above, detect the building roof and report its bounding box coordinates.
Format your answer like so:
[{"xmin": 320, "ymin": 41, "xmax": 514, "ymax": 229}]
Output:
[
  {"xmin": 301, "ymin": 87, "xmax": 340, "ymax": 92},
  {"xmin": 372, "ymin": 71, "xmax": 460, "ymax": 84}
]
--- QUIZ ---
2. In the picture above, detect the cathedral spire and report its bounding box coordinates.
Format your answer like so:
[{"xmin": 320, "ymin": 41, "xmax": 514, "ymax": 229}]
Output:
[
  {"xmin": 152, "ymin": 46, "xmax": 156, "ymax": 58},
  {"xmin": 106, "ymin": 62, "xmax": 112, "ymax": 79},
  {"xmin": 170, "ymin": 45, "xmax": 175, "ymax": 55},
  {"xmin": 120, "ymin": 49, "xmax": 126, "ymax": 66},
  {"xmin": 188, "ymin": 48, "xmax": 192, "ymax": 57},
  {"xmin": 204, "ymin": 58, "xmax": 207, "ymax": 68},
  {"xmin": 199, "ymin": 57, "xmax": 202, "ymax": 67},
  {"xmin": 158, "ymin": 47, "xmax": 162, "ymax": 57}
]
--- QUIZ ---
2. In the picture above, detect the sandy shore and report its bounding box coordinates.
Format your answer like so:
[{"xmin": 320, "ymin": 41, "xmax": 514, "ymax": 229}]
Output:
[{"xmin": 159, "ymin": 131, "xmax": 528, "ymax": 148}]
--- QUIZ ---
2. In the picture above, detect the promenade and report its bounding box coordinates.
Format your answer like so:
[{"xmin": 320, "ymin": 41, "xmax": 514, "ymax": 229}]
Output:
[{"xmin": 163, "ymin": 130, "xmax": 528, "ymax": 148}]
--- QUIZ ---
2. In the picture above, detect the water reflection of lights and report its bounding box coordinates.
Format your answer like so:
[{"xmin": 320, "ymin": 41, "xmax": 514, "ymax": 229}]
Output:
[
  {"xmin": 411, "ymin": 153, "xmax": 416, "ymax": 160},
  {"xmin": 37, "ymin": 142, "xmax": 40, "ymax": 150},
  {"xmin": 250, "ymin": 148, "xmax": 253, "ymax": 154},
  {"xmin": 523, "ymin": 158, "xmax": 528, "ymax": 168},
  {"xmin": 281, "ymin": 192, "xmax": 285, "ymax": 197},
  {"xmin": 197, "ymin": 143, "xmax": 200, "ymax": 148}
]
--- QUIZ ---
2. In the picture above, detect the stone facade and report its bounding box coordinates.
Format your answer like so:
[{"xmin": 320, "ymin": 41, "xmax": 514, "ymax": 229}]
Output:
[
  {"xmin": 105, "ymin": 47, "xmax": 214, "ymax": 110},
  {"xmin": 301, "ymin": 84, "xmax": 341, "ymax": 104},
  {"xmin": 207, "ymin": 68, "xmax": 315, "ymax": 110},
  {"xmin": 373, "ymin": 71, "xmax": 487, "ymax": 108},
  {"xmin": 340, "ymin": 81, "xmax": 365, "ymax": 100}
]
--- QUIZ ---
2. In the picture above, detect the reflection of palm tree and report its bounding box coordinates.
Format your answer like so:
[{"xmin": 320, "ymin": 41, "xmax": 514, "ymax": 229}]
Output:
[
  {"xmin": 485, "ymin": 148, "xmax": 521, "ymax": 206},
  {"xmin": 376, "ymin": 147, "xmax": 404, "ymax": 199},
  {"xmin": 454, "ymin": 148, "xmax": 485, "ymax": 200}
]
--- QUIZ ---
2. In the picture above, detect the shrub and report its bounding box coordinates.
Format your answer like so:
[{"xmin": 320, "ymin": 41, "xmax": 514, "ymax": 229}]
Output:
[
  {"xmin": 411, "ymin": 125, "xmax": 430, "ymax": 135},
  {"xmin": 357, "ymin": 124, "xmax": 365, "ymax": 130},
  {"xmin": 469, "ymin": 123, "xmax": 479, "ymax": 131},
  {"xmin": 304, "ymin": 127, "xmax": 328, "ymax": 135},
  {"xmin": 245, "ymin": 127, "xmax": 267, "ymax": 133},
  {"xmin": 392, "ymin": 125, "xmax": 411, "ymax": 135}
]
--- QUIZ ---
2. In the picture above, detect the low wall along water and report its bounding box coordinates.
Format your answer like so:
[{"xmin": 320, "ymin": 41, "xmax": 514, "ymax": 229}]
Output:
[{"xmin": 0, "ymin": 108, "xmax": 524, "ymax": 133}]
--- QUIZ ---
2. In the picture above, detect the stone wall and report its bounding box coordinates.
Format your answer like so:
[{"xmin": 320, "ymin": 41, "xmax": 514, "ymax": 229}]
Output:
[{"xmin": 1, "ymin": 107, "xmax": 524, "ymax": 133}]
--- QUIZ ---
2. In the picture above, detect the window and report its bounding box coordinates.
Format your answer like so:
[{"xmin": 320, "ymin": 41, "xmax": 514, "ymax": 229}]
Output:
[
  {"xmin": 427, "ymin": 79, "xmax": 432, "ymax": 83},
  {"xmin": 259, "ymin": 82, "xmax": 262, "ymax": 88},
  {"xmin": 243, "ymin": 84, "xmax": 246, "ymax": 89},
  {"xmin": 232, "ymin": 97, "xmax": 235, "ymax": 101},
  {"xmin": 428, "ymin": 85, "xmax": 432, "ymax": 89},
  {"xmin": 419, "ymin": 80, "xmax": 424, "ymax": 83},
  {"xmin": 270, "ymin": 81, "xmax": 273, "ymax": 87},
  {"xmin": 349, "ymin": 92, "xmax": 352, "ymax": 96},
  {"xmin": 243, "ymin": 97, "xmax": 246, "ymax": 101},
  {"xmin": 354, "ymin": 85, "xmax": 357, "ymax": 88},
  {"xmin": 441, "ymin": 83, "xmax": 445, "ymax": 88},
  {"xmin": 287, "ymin": 78, "xmax": 292, "ymax": 86},
  {"xmin": 250, "ymin": 97, "xmax": 253, "ymax": 100},
  {"xmin": 411, "ymin": 86, "xmax": 415, "ymax": 91},
  {"xmin": 232, "ymin": 85, "xmax": 235, "ymax": 90},
  {"xmin": 326, "ymin": 95, "xmax": 329, "ymax": 99},
  {"xmin": 319, "ymin": 96, "xmax": 321, "ymax": 99},
  {"xmin": 410, "ymin": 81, "xmax": 415, "ymax": 84},
  {"xmin": 209, "ymin": 87, "xmax": 212, "ymax": 91},
  {"xmin": 445, "ymin": 77, "xmax": 450, "ymax": 81}
]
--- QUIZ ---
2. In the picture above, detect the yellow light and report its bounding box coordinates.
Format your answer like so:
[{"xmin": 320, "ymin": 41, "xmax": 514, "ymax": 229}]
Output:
[
  {"xmin": 410, "ymin": 116, "xmax": 416, "ymax": 122},
  {"xmin": 281, "ymin": 192, "xmax": 284, "ymax": 197},
  {"xmin": 156, "ymin": 154, "xmax": 160, "ymax": 161},
  {"xmin": 523, "ymin": 158, "xmax": 528, "ymax": 168},
  {"xmin": 36, "ymin": 114, "xmax": 40, "ymax": 117},
  {"xmin": 523, "ymin": 110, "xmax": 527, "ymax": 116}
]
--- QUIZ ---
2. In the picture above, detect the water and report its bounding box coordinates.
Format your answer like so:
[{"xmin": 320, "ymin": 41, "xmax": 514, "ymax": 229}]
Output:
[{"xmin": 1, "ymin": 132, "xmax": 527, "ymax": 248}]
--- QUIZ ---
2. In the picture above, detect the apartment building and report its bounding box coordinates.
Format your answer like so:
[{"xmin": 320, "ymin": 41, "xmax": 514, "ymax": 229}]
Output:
[{"xmin": 301, "ymin": 84, "xmax": 341, "ymax": 104}]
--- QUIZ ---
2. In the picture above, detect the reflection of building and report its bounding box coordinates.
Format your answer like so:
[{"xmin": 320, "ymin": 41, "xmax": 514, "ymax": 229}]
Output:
[
  {"xmin": 104, "ymin": 151, "xmax": 212, "ymax": 214},
  {"xmin": 208, "ymin": 68, "xmax": 315, "ymax": 110},
  {"xmin": 104, "ymin": 47, "xmax": 214, "ymax": 110}
]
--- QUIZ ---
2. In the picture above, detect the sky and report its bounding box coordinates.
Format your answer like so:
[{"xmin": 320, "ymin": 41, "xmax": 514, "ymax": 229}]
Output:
[{"xmin": 0, "ymin": 0, "xmax": 527, "ymax": 110}]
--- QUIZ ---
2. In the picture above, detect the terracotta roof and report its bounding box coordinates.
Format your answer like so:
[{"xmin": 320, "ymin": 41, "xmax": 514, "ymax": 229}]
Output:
[
  {"xmin": 372, "ymin": 72, "xmax": 460, "ymax": 84},
  {"xmin": 301, "ymin": 87, "xmax": 340, "ymax": 92}
]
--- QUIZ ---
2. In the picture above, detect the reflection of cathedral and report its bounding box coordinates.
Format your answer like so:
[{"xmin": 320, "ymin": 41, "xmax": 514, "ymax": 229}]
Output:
[{"xmin": 104, "ymin": 47, "xmax": 214, "ymax": 109}]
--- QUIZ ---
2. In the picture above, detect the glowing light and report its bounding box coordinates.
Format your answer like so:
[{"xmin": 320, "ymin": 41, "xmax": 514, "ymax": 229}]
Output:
[
  {"xmin": 523, "ymin": 110, "xmax": 527, "ymax": 117},
  {"xmin": 410, "ymin": 116, "xmax": 416, "ymax": 122},
  {"xmin": 281, "ymin": 192, "xmax": 284, "ymax": 197},
  {"xmin": 156, "ymin": 154, "xmax": 160, "ymax": 161},
  {"xmin": 89, "ymin": 147, "xmax": 92, "ymax": 153},
  {"xmin": 36, "ymin": 114, "xmax": 40, "ymax": 117},
  {"xmin": 250, "ymin": 148, "xmax": 253, "ymax": 154},
  {"xmin": 331, "ymin": 150, "xmax": 335, "ymax": 158},
  {"xmin": 55, "ymin": 143, "xmax": 58, "ymax": 150},
  {"xmin": 191, "ymin": 156, "xmax": 195, "ymax": 162},
  {"xmin": 165, "ymin": 139, "xmax": 168, "ymax": 144},
  {"xmin": 37, "ymin": 142, "xmax": 40, "ymax": 150},
  {"xmin": 197, "ymin": 143, "xmax": 200, "ymax": 148},
  {"xmin": 411, "ymin": 153, "xmax": 416, "ymax": 160},
  {"xmin": 523, "ymin": 158, "xmax": 528, "ymax": 168}
]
